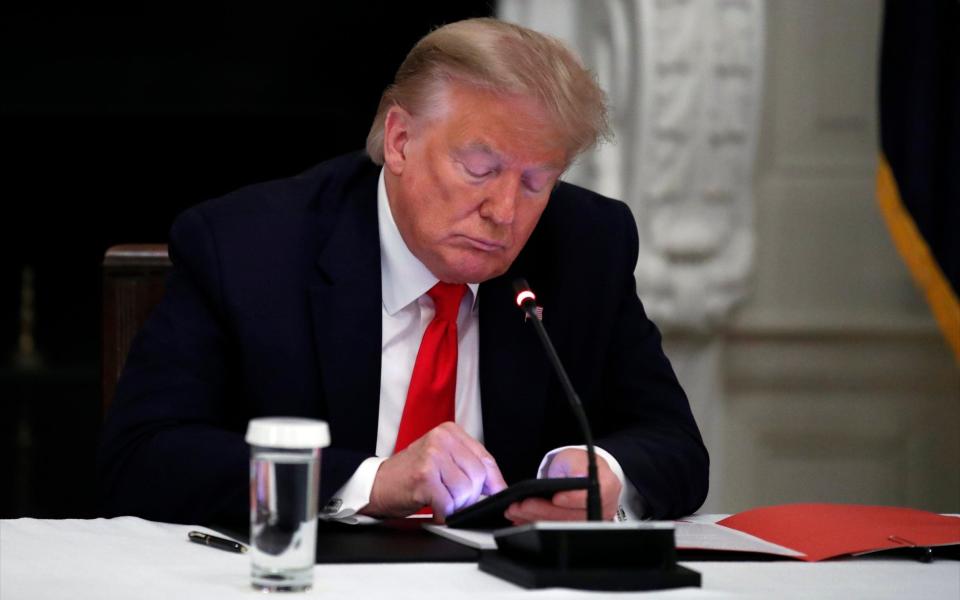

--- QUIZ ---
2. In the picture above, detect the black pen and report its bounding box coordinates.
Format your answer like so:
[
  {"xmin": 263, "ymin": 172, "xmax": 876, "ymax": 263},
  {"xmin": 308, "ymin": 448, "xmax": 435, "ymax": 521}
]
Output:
[
  {"xmin": 188, "ymin": 531, "xmax": 248, "ymax": 554},
  {"xmin": 888, "ymin": 535, "xmax": 933, "ymax": 563}
]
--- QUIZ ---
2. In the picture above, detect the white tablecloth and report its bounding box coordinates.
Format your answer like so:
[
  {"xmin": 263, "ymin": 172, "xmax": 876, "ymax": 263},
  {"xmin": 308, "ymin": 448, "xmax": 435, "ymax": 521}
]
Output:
[{"xmin": 1, "ymin": 517, "xmax": 957, "ymax": 599}]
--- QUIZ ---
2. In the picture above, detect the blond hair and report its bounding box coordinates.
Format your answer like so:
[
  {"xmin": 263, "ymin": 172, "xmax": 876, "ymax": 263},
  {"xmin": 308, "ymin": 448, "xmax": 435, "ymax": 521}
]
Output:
[{"xmin": 365, "ymin": 18, "xmax": 610, "ymax": 165}]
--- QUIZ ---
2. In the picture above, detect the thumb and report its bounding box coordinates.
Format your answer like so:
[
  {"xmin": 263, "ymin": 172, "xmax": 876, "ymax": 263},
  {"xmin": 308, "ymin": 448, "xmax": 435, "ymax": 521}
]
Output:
[{"xmin": 546, "ymin": 450, "xmax": 587, "ymax": 479}]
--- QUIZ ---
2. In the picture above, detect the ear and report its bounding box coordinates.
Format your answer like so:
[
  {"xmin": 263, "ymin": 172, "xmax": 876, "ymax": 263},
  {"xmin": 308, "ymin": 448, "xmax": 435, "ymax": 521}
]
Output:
[{"xmin": 383, "ymin": 106, "xmax": 414, "ymax": 176}]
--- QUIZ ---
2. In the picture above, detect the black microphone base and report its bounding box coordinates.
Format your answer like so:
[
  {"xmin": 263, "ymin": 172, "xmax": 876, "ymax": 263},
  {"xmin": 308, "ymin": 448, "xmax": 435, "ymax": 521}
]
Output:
[
  {"xmin": 478, "ymin": 522, "xmax": 701, "ymax": 591},
  {"xmin": 479, "ymin": 552, "xmax": 701, "ymax": 591}
]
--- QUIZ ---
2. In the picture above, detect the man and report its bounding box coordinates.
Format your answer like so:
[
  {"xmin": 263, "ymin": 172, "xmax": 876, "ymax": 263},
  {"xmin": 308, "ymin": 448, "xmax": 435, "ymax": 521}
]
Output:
[{"xmin": 98, "ymin": 18, "xmax": 708, "ymax": 528}]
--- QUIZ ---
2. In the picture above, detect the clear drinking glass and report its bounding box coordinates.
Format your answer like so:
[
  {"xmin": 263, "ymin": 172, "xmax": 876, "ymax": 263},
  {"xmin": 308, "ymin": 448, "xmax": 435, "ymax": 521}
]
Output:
[{"xmin": 245, "ymin": 417, "xmax": 330, "ymax": 592}]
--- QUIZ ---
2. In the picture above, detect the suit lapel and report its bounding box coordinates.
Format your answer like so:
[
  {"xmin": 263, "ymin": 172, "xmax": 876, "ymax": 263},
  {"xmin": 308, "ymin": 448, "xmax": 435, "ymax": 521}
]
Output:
[
  {"xmin": 478, "ymin": 256, "xmax": 551, "ymax": 483},
  {"xmin": 309, "ymin": 171, "xmax": 382, "ymax": 455}
]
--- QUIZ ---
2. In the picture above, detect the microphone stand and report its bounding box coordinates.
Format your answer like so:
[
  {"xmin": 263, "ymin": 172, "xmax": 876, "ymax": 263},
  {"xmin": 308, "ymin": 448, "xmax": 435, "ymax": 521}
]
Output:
[
  {"xmin": 514, "ymin": 282, "xmax": 601, "ymax": 522},
  {"xmin": 479, "ymin": 279, "xmax": 701, "ymax": 591}
]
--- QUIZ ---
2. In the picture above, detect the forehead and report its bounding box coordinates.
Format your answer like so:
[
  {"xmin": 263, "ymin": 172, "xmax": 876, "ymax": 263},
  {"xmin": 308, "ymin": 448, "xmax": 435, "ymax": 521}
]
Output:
[{"xmin": 429, "ymin": 82, "xmax": 570, "ymax": 169}]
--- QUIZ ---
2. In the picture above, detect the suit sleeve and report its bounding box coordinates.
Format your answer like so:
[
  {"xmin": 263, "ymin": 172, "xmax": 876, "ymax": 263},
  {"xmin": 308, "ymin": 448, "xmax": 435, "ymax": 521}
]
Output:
[
  {"xmin": 592, "ymin": 202, "xmax": 710, "ymax": 519},
  {"xmin": 97, "ymin": 207, "xmax": 368, "ymax": 527}
]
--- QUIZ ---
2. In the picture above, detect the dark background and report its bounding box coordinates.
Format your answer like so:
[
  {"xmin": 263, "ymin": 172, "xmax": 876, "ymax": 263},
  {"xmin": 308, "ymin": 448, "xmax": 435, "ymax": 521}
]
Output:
[{"xmin": 1, "ymin": 3, "xmax": 494, "ymax": 519}]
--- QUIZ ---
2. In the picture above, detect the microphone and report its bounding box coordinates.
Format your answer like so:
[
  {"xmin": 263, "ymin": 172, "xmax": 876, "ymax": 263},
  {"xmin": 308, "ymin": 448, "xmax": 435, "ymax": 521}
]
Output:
[
  {"xmin": 512, "ymin": 278, "xmax": 601, "ymax": 522},
  {"xmin": 476, "ymin": 279, "xmax": 699, "ymax": 591}
]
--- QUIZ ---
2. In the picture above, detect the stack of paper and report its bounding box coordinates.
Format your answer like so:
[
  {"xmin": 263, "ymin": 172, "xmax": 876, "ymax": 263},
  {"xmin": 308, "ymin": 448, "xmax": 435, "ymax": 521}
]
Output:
[{"xmin": 426, "ymin": 504, "xmax": 960, "ymax": 562}]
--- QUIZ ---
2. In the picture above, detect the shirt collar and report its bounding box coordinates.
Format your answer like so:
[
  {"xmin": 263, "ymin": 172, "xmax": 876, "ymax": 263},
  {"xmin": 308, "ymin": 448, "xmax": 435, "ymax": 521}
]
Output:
[{"xmin": 378, "ymin": 168, "xmax": 479, "ymax": 316}]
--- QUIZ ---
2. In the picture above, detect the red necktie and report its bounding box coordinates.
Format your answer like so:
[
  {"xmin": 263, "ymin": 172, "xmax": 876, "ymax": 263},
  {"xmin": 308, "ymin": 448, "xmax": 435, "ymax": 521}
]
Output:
[{"xmin": 393, "ymin": 282, "xmax": 467, "ymax": 453}]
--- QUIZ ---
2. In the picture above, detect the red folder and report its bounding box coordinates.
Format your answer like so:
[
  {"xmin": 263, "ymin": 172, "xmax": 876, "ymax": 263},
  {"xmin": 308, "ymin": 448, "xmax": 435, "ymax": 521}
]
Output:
[{"xmin": 717, "ymin": 503, "xmax": 960, "ymax": 561}]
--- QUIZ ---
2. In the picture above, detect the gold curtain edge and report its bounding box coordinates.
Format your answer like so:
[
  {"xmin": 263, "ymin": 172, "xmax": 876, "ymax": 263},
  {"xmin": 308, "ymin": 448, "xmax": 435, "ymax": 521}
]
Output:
[{"xmin": 876, "ymin": 153, "xmax": 960, "ymax": 364}]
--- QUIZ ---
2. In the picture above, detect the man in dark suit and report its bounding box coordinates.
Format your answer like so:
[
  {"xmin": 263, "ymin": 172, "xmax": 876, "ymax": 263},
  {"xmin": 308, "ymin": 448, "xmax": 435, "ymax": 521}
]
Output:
[{"xmin": 98, "ymin": 18, "xmax": 708, "ymax": 527}]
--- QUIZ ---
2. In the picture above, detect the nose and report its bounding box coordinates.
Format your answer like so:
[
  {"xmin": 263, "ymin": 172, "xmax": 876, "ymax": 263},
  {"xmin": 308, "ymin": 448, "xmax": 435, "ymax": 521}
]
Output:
[{"xmin": 479, "ymin": 175, "xmax": 521, "ymax": 225}]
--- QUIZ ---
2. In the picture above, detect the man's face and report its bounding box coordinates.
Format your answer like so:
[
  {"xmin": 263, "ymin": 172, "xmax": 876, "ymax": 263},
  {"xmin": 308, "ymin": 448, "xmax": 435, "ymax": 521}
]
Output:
[{"xmin": 382, "ymin": 82, "xmax": 569, "ymax": 284}]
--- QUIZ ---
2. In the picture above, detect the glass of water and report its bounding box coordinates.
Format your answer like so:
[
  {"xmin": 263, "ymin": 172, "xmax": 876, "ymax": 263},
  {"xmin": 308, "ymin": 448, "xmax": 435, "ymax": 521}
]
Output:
[{"xmin": 245, "ymin": 417, "xmax": 330, "ymax": 592}]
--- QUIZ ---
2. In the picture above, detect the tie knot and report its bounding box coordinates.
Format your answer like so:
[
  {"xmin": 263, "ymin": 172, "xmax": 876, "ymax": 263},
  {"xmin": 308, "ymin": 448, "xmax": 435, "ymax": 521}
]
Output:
[{"xmin": 428, "ymin": 282, "xmax": 467, "ymax": 321}]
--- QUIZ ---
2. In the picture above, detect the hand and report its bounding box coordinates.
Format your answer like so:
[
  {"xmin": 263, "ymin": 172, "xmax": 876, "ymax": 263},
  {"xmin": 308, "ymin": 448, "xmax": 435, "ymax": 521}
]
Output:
[
  {"xmin": 504, "ymin": 448, "xmax": 622, "ymax": 524},
  {"xmin": 360, "ymin": 422, "xmax": 507, "ymax": 521}
]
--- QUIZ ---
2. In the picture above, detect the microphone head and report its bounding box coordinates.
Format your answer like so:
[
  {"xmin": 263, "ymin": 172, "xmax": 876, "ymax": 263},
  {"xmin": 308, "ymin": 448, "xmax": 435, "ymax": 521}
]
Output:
[{"xmin": 513, "ymin": 278, "xmax": 537, "ymax": 308}]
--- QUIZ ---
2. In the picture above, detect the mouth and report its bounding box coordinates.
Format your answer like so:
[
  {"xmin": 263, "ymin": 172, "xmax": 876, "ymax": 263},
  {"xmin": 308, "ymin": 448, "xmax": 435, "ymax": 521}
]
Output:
[{"xmin": 460, "ymin": 235, "xmax": 506, "ymax": 252}]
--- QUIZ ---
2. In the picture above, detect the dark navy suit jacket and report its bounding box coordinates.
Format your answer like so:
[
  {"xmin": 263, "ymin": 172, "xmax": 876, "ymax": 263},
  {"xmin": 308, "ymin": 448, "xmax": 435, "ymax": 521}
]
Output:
[{"xmin": 97, "ymin": 152, "xmax": 708, "ymax": 527}]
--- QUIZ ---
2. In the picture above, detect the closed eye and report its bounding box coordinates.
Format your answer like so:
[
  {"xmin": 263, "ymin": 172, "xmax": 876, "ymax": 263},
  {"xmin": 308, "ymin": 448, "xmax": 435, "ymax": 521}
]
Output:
[
  {"xmin": 459, "ymin": 161, "xmax": 497, "ymax": 180},
  {"xmin": 466, "ymin": 166, "xmax": 494, "ymax": 178},
  {"xmin": 522, "ymin": 174, "xmax": 553, "ymax": 194},
  {"xmin": 522, "ymin": 180, "xmax": 543, "ymax": 193}
]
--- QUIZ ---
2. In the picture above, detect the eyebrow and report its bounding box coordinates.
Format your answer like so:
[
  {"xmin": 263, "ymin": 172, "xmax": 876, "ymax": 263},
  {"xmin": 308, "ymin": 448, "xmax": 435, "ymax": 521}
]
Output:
[
  {"xmin": 456, "ymin": 143, "xmax": 501, "ymax": 161},
  {"xmin": 455, "ymin": 142, "xmax": 565, "ymax": 173}
]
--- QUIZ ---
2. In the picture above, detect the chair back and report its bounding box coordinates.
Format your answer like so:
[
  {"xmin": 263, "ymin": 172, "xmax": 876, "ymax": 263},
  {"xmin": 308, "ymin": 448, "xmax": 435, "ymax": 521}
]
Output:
[{"xmin": 101, "ymin": 244, "xmax": 171, "ymax": 414}]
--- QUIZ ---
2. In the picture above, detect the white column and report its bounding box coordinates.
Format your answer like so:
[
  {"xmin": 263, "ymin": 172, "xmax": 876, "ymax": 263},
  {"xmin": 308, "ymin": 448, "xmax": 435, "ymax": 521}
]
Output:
[{"xmin": 500, "ymin": 0, "xmax": 765, "ymax": 512}]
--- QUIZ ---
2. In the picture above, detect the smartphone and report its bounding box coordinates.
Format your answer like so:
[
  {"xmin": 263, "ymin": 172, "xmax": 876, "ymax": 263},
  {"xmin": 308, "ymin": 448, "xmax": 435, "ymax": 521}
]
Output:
[{"xmin": 445, "ymin": 477, "xmax": 590, "ymax": 529}]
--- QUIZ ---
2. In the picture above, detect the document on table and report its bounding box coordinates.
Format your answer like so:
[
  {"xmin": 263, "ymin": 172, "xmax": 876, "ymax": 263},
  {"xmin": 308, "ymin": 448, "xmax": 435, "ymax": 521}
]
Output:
[
  {"xmin": 674, "ymin": 520, "xmax": 803, "ymax": 557},
  {"xmin": 424, "ymin": 515, "xmax": 803, "ymax": 557},
  {"xmin": 423, "ymin": 524, "xmax": 498, "ymax": 550}
]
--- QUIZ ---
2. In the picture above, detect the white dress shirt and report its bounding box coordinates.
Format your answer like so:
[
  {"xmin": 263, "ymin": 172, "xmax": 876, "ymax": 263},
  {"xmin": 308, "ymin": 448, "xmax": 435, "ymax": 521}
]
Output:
[{"xmin": 324, "ymin": 169, "xmax": 641, "ymax": 520}]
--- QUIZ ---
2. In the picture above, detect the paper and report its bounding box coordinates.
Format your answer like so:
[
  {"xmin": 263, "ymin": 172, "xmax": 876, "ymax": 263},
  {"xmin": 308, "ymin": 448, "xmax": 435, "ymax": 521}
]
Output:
[
  {"xmin": 423, "ymin": 525, "xmax": 497, "ymax": 550},
  {"xmin": 424, "ymin": 518, "xmax": 803, "ymax": 557},
  {"xmin": 674, "ymin": 521, "xmax": 804, "ymax": 557},
  {"xmin": 423, "ymin": 506, "xmax": 960, "ymax": 562}
]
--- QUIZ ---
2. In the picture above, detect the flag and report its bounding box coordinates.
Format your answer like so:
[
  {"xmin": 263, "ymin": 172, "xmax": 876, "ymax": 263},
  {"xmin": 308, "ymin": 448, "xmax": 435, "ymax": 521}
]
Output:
[{"xmin": 877, "ymin": 0, "xmax": 960, "ymax": 362}]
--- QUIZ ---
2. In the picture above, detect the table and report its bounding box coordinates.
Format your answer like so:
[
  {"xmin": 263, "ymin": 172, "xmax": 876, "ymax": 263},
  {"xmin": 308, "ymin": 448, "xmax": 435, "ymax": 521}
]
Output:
[{"xmin": 1, "ymin": 517, "xmax": 957, "ymax": 599}]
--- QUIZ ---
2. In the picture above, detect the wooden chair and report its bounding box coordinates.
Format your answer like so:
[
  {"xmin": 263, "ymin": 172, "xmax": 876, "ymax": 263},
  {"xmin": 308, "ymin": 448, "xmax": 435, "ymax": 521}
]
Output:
[{"xmin": 101, "ymin": 244, "xmax": 171, "ymax": 415}]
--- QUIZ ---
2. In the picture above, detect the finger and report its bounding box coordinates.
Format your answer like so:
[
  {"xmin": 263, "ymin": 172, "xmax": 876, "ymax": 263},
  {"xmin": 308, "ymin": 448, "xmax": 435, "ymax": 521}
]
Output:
[
  {"xmin": 404, "ymin": 441, "xmax": 457, "ymax": 517},
  {"xmin": 554, "ymin": 485, "xmax": 620, "ymax": 518},
  {"xmin": 448, "ymin": 437, "xmax": 490, "ymax": 503},
  {"xmin": 422, "ymin": 465, "xmax": 456, "ymax": 519},
  {"xmin": 552, "ymin": 489, "xmax": 587, "ymax": 509},
  {"xmin": 441, "ymin": 423, "xmax": 507, "ymax": 494},
  {"xmin": 520, "ymin": 497, "xmax": 584, "ymax": 519},
  {"xmin": 481, "ymin": 461, "xmax": 508, "ymax": 496},
  {"xmin": 414, "ymin": 425, "xmax": 481, "ymax": 512},
  {"xmin": 504, "ymin": 501, "xmax": 535, "ymax": 525},
  {"xmin": 506, "ymin": 498, "xmax": 587, "ymax": 523},
  {"xmin": 435, "ymin": 452, "xmax": 481, "ymax": 513}
]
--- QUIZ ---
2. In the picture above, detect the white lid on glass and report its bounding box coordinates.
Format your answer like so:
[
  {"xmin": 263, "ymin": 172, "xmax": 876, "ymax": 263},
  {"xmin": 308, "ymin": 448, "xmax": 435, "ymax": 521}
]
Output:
[{"xmin": 245, "ymin": 417, "xmax": 330, "ymax": 449}]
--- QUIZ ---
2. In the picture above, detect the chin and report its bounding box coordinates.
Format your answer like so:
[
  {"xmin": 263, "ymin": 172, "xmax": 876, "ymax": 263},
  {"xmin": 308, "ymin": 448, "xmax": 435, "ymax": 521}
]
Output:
[
  {"xmin": 430, "ymin": 246, "xmax": 516, "ymax": 284},
  {"xmin": 438, "ymin": 261, "xmax": 509, "ymax": 285}
]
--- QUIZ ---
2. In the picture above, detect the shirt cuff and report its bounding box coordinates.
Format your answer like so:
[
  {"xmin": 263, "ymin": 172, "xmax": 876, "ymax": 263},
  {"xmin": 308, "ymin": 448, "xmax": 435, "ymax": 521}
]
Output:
[
  {"xmin": 537, "ymin": 445, "xmax": 645, "ymax": 521},
  {"xmin": 321, "ymin": 456, "xmax": 387, "ymax": 520}
]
